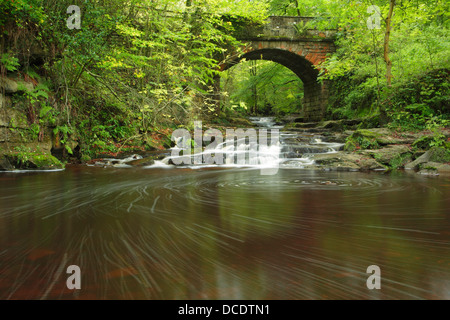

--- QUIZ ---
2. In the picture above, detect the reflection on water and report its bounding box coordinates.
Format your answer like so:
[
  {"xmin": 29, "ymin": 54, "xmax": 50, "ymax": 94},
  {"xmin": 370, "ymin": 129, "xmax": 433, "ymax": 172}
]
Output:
[{"xmin": 0, "ymin": 166, "xmax": 449, "ymax": 299}]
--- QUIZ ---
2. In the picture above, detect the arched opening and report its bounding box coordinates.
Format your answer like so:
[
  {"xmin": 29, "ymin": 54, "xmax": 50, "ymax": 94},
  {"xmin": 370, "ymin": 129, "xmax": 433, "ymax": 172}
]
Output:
[
  {"xmin": 219, "ymin": 48, "xmax": 325, "ymax": 120},
  {"xmin": 221, "ymin": 60, "xmax": 303, "ymax": 116}
]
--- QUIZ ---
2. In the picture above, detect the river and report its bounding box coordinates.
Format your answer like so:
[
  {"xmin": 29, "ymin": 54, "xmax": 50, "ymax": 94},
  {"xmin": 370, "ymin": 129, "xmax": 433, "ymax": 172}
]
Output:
[{"xmin": 0, "ymin": 118, "xmax": 449, "ymax": 299}]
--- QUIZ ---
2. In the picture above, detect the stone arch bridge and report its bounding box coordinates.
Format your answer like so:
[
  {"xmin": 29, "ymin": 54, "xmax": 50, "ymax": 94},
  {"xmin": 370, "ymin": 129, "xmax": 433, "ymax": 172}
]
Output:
[{"xmin": 218, "ymin": 16, "xmax": 336, "ymax": 121}]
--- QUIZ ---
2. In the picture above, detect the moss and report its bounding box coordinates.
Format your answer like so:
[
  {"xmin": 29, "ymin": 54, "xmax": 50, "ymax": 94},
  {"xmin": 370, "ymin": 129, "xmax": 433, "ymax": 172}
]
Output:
[
  {"xmin": 344, "ymin": 139, "xmax": 358, "ymax": 152},
  {"xmin": 80, "ymin": 154, "xmax": 91, "ymax": 163},
  {"xmin": 419, "ymin": 164, "xmax": 437, "ymax": 171},
  {"xmin": 357, "ymin": 115, "xmax": 381, "ymax": 129},
  {"xmin": 284, "ymin": 122, "xmax": 317, "ymax": 129},
  {"xmin": 412, "ymin": 132, "xmax": 448, "ymax": 150},
  {"xmin": 388, "ymin": 153, "xmax": 412, "ymax": 169},
  {"xmin": 320, "ymin": 120, "xmax": 344, "ymax": 131},
  {"xmin": 354, "ymin": 129, "xmax": 383, "ymax": 138},
  {"xmin": 344, "ymin": 129, "xmax": 381, "ymax": 151},
  {"xmin": 230, "ymin": 117, "xmax": 255, "ymax": 127},
  {"xmin": 4, "ymin": 151, "xmax": 64, "ymax": 170},
  {"xmin": 428, "ymin": 147, "xmax": 450, "ymax": 163}
]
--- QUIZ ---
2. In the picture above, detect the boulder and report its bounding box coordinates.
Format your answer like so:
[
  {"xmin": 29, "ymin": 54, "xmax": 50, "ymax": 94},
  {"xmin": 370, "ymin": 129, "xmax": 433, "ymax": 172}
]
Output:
[
  {"xmin": 405, "ymin": 147, "xmax": 450, "ymax": 170},
  {"xmin": 423, "ymin": 162, "xmax": 450, "ymax": 173},
  {"xmin": 312, "ymin": 152, "xmax": 386, "ymax": 171},
  {"xmin": 0, "ymin": 93, "xmax": 11, "ymax": 110},
  {"xmin": 0, "ymin": 76, "xmax": 34, "ymax": 93},
  {"xmin": 0, "ymin": 157, "xmax": 14, "ymax": 171},
  {"xmin": 0, "ymin": 107, "xmax": 29, "ymax": 129},
  {"xmin": 285, "ymin": 122, "xmax": 318, "ymax": 129},
  {"xmin": 364, "ymin": 145, "xmax": 411, "ymax": 165},
  {"xmin": 3, "ymin": 152, "xmax": 64, "ymax": 170}
]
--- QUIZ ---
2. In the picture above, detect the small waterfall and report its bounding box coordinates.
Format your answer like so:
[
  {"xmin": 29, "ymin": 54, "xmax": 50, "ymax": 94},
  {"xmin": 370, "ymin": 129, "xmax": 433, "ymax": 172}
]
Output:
[
  {"xmin": 87, "ymin": 117, "xmax": 343, "ymax": 170},
  {"xmin": 165, "ymin": 128, "xmax": 282, "ymax": 171},
  {"xmin": 250, "ymin": 117, "xmax": 344, "ymax": 169},
  {"xmin": 164, "ymin": 117, "xmax": 343, "ymax": 170}
]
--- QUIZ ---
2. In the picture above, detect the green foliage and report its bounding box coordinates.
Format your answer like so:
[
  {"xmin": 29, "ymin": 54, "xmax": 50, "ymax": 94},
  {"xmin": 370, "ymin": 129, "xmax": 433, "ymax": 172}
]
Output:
[
  {"xmin": 6, "ymin": 147, "xmax": 63, "ymax": 169},
  {"xmin": 1, "ymin": 0, "xmax": 270, "ymax": 158},
  {"xmin": 0, "ymin": 53, "xmax": 20, "ymax": 72},
  {"xmin": 428, "ymin": 147, "xmax": 450, "ymax": 163},
  {"xmin": 0, "ymin": 0, "xmax": 46, "ymax": 29},
  {"xmin": 293, "ymin": 20, "xmax": 310, "ymax": 36},
  {"xmin": 326, "ymin": 75, "xmax": 379, "ymax": 120},
  {"xmin": 2, "ymin": 0, "xmax": 449, "ymax": 162},
  {"xmin": 315, "ymin": 0, "xmax": 449, "ymax": 128},
  {"xmin": 388, "ymin": 153, "xmax": 412, "ymax": 170},
  {"xmin": 221, "ymin": 60, "xmax": 303, "ymax": 116},
  {"xmin": 386, "ymin": 69, "xmax": 450, "ymax": 131},
  {"xmin": 53, "ymin": 124, "xmax": 73, "ymax": 154},
  {"xmin": 412, "ymin": 132, "xmax": 448, "ymax": 150},
  {"xmin": 24, "ymin": 83, "xmax": 49, "ymax": 104},
  {"xmin": 344, "ymin": 129, "xmax": 381, "ymax": 151}
]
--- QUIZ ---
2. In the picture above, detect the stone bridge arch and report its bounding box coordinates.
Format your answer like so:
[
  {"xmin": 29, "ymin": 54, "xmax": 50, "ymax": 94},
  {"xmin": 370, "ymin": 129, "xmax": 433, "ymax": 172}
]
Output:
[{"xmin": 217, "ymin": 16, "xmax": 336, "ymax": 121}]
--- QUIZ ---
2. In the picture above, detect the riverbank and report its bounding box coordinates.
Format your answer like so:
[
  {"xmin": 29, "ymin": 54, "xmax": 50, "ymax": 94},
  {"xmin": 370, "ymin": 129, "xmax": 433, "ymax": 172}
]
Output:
[
  {"xmin": 2, "ymin": 109, "xmax": 450, "ymax": 175},
  {"xmin": 72, "ymin": 119, "xmax": 450, "ymax": 176},
  {"xmin": 282, "ymin": 117, "xmax": 450, "ymax": 175}
]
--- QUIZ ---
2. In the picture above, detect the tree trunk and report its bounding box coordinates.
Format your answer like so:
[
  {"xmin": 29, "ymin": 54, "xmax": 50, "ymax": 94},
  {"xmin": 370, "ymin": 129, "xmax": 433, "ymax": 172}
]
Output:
[
  {"xmin": 294, "ymin": 0, "xmax": 301, "ymax": 16},
  {"xmin": 250, "ymin": 61, "xmax": 258, "ymax": 114},
  {"xmin": 384, "ymin": 0, "xmax": 395, "ymax": 87}
]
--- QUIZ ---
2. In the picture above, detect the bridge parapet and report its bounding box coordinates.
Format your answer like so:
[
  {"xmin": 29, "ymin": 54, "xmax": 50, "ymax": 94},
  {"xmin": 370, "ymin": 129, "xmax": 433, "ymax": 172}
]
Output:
[{"xmin": 236, "ymin": 16, "xmax": 336, "ymax": 42}]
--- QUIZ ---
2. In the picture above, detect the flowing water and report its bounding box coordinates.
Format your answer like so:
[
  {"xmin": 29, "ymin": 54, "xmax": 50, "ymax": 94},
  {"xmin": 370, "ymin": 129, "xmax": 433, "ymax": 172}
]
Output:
[{"xmin": 0, "ymin": 118, "xmax": 449, "ymax": 300}]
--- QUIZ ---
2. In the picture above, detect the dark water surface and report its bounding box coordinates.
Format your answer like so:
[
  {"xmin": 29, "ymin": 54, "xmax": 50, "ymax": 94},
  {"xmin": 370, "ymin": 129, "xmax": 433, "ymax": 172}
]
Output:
[{"xmin": 0, "ymin": 165, "xmax": 449, "ymax": 299}]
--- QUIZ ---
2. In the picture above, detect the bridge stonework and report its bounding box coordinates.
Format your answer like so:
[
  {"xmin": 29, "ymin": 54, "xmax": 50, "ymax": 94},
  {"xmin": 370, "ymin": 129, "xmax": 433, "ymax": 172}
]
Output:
[{"xmin": 220, "ymin": 16, "xmax": 336, "ymax": 121}]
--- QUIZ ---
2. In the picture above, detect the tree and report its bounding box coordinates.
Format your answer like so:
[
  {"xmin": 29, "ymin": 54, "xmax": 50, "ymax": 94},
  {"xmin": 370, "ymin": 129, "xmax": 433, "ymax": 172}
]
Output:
[{"xmin": 384, "ymin": 0, "xmax": 395, "ymax": 87}]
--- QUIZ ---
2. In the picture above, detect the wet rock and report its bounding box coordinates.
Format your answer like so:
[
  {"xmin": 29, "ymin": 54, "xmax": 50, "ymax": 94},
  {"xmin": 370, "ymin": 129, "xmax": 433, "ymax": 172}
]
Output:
[
  {"xmin": 126, "ymin": 150, "xmax": 170, "ymax": 166},
  {"xmin": 364, "ymin": 145, "xmax": 411, "ymax": 165},
  {"xmin": 0, "ymin": 76, "xmax": 34, "ymax": 93},
  {"xmin": 377, "ymin": 135, "xmax": 415, "ymax": 145},
  {"xmin": 344, "ymin": 129, "xmax": 383, "ymax": 151},
  {"xmin": 3, "ymin": 152, "xmax": 64, "ymax": 170},
  {"xmin": 281, "ymin": 160, "xmax": 317, "ymax": 169},
  {"xmin": 346, "ymin": 128, "xmax": 416, "ymax": 147},
  {"xmin": 230, "ymin": 118, "xmax": 255, "ymax": 127},
  {"xmin": 405, "ymin": 147, "xmax": 450, "ymax": 170},
  {"xmin": 421, "ymin": 162, "xmax": 450, "ymax": 173},
  {"xmin": 0, "ymin": 93, "xmax": 11, "ymax": 111},
  {"xmin": 127, "ymin": 154, "xmax": 166, "ymax": 166},
  {"xmin": 318, "ymin": 120, "xmax": 344, "ymax": 131},
  {"xmin": 329, "ymin": 132, "xmax": 351, "ymax": 143},
  {"xmin": 418, "ymin": 169, "xmax": 439, "ymax": 175},
  {"xmin": 128, "ymin": 157, "xmax": 155, "ymax": 166},
  {"xmin": 90, "ymin": 154, "xmax": 149, "ymax": 167},
  {"xmin": 280, "ymin": 113, "xmax": 303, "ymax": 123},
  {"xmin": 287, "ymin": 145, "xmax": 334, "ymax": 156},
  {"xmin": 285, "ymin": 122, "xmax": 318, "ymax": 129},
  {"xmin": 0, "ymin": 156, "xmax": 14, "ymax": 171},
  {"xmin": 357, "ymin": 157, "xmax": 387, "ymax": 170},
  {"xmin": 418, "ymin": 163, "xmax": 441, "ymax": 175},
  {"xmin": 0, "ymin": 107, "xmax": 29, "ymax": 129},
  {"xmin": 312, "ymin": 152, "xmax": 386, "ymax": 171},
  {"xmin": 427, "ymin": 147, "xmax": 450, "ymax": 163},
  {"xmin": 311, "ymin": 152, "xmax": 358, "ymax": 171}
]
